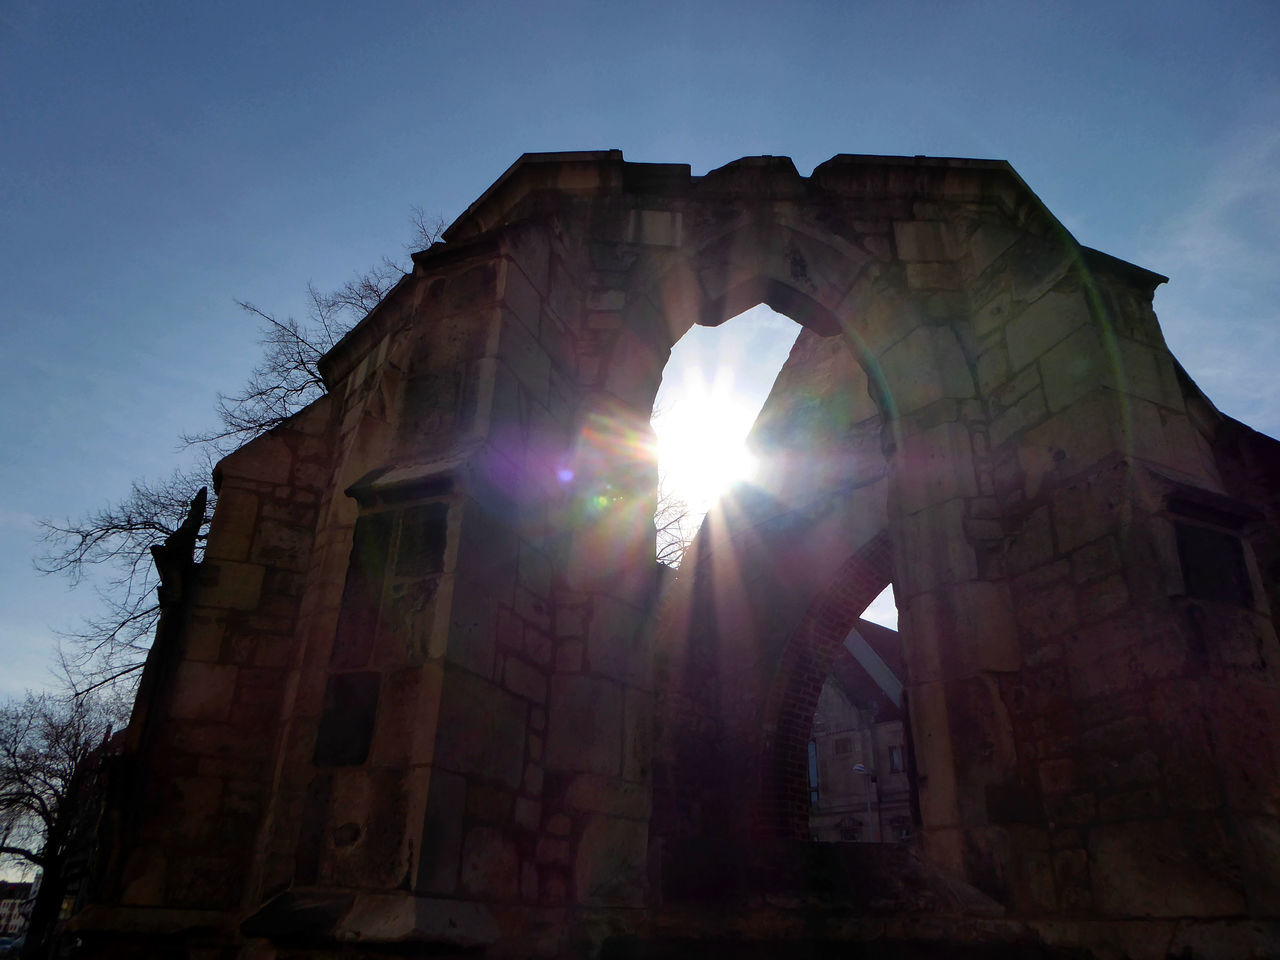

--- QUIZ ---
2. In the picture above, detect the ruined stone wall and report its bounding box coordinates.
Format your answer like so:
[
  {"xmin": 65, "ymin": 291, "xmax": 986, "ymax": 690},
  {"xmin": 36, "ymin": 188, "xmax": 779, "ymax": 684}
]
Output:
[{"xmin": 73, "ymin": 152, "xmax": 1280, "ymax": 960}]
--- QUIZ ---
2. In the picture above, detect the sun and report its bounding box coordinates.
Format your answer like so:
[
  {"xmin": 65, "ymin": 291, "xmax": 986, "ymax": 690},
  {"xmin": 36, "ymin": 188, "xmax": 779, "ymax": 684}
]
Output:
[
  {"xmin": 652, "ymin": 383, "xmax": 761, "ymax": 516},
  {"xmin": 650, "ymin": 304, "xmax": 800, "ymax": 536}
]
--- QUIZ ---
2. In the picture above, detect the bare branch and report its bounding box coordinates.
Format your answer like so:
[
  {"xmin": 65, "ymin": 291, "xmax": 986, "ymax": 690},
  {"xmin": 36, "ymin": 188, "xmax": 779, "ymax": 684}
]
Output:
[
  {"xmin": 408, "ymin": 206, "xmax": 447, "ymax": 252},
  {"xmin": 655, "ymin": 481, "xmax": 695, "ymax": 568},
  {"xmin": 36, "ymin": 206, "xmax": 447, "ymax": 698},
  {"xmin": 0, "ymin": 692, "xmax": 121, "ymax": 876}
]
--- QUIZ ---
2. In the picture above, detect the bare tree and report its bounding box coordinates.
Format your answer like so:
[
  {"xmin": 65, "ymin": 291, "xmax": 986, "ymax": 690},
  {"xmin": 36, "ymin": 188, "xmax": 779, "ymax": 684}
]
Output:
[
  {"xmin": 655, "ymin": 481, "xmax": 695, "ymax": 568},
  {"xmin": 186, "ymin": 209, "xmax": 446, "ymax": 453},
  {"xmin": 0, "ymin": 690, "xmax": 126, "ymax": 955},
  {"xmin": 0, "ymin": 693, "xmax": 118, "ymax": 871},
  {"xmin": 37, "ymin": 461, "xmax": 215, "ymax": 696},
  {"xmin": 37, "ymin": 210, "xmax": 445, "ymax": 695}
]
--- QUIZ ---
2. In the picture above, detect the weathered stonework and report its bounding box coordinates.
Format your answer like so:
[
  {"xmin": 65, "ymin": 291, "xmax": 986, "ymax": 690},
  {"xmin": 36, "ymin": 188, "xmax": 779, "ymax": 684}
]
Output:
[{"xmin": 72, "ymin": 152, "xmax": 1280, "ymax": 959}]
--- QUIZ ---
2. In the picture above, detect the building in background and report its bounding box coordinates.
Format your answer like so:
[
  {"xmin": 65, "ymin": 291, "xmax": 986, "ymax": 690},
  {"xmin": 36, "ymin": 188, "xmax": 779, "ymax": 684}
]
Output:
[
  {"xmin": 0, "ymin": 879, "xmax": 33, "ymax": 937},
  {"xmin": 808, "ymin": 618, "xmax": 913, "ymax": 843}
]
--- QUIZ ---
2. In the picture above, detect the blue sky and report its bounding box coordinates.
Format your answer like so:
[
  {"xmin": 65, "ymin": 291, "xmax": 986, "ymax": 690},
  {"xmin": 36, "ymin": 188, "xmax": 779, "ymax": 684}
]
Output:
[{"xmin": 1, "ymin": 0, "xmax": 1278, "ymax": 695}]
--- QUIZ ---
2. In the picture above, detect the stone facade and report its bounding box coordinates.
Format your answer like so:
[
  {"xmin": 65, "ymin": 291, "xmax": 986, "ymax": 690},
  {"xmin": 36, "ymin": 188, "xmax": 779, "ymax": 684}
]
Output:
[
  {"xmin": 70, "ymin": 152, "xmax": 1280, "ymax": 958},
  {"xmin": 807, "ymin": 621, "xmax": 913, "ymax": 844}
]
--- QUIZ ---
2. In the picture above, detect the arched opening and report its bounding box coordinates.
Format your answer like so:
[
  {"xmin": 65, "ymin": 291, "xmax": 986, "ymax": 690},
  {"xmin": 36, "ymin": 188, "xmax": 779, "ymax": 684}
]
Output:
[
  {"xmin": 806, "ymin": 584, "xmax": 916, "ymax": 844},
  {"xmin": 649, "ymin": 284, "xmax": 904, "ymax": 848},
  {"xmin": 650, "ymin": 304, "xmax": 799, "ymax": 567}
]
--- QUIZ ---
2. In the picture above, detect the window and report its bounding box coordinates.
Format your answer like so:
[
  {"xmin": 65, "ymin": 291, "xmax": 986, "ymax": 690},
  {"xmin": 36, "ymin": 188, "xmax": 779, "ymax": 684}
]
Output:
[
  {"xmin": 834, "ymin": 736, "xmax": 852, "ymax": 757},
  {"xmin": 332, "ymin": 501, "xmax": 451, "ymax": 668},
  {"xmin": 889, "ymin": 745, "xmax": 904, "ymax": 772},
  {"xmin": 807, "ymin": 739, "xmax": 820, "ymax": 806},
  {"xmin": 1165, "ymin": 492, "xmax": 1257, "ymax": 608},
  {"xmin": 1175, "ymin": 521, "xmax": 1252, "ymax": 607}
]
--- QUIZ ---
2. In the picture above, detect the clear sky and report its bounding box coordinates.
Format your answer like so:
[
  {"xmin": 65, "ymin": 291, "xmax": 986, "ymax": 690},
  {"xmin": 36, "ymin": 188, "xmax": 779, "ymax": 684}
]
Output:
[{"xmin": 1, "ymin": 0, "xmax": 1277, "ymax": 696}]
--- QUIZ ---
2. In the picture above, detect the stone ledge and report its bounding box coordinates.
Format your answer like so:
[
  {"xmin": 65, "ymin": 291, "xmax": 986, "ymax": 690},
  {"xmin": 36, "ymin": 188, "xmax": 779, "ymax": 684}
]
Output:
[{"xmin": 240, "ymin": 888, "xmax": 500, "ymax": 948}]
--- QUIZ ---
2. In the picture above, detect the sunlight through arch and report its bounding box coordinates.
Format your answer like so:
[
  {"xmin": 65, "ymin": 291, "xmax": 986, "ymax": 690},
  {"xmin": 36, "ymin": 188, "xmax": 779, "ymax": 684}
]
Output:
[{"xmin": 651, "ymin": 304, "xmax": 799, "ymax": 562}]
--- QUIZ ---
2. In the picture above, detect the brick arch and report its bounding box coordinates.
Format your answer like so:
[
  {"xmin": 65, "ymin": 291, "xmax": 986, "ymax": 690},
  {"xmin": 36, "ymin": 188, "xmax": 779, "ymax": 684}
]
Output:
[{"xmin": 753, "ymin": 529, "xmax": 894, "ymax": 838}]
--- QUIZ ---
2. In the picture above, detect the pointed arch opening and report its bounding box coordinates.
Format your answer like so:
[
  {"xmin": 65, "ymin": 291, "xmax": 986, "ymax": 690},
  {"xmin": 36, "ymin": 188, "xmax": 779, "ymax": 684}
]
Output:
[
  {"xmin": 650, "ymin": 304, "xmax": 799, "ymax": 567},
  {"xmin": 806, "ymin": 584, "xmax": 917, "ymax": 844}
]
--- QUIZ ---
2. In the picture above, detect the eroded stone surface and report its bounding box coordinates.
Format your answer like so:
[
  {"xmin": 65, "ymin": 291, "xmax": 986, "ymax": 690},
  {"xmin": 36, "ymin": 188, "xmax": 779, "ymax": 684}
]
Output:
[{"xmin": 73, "ymin": 152, "xmax": 1280, "ymax": 960}]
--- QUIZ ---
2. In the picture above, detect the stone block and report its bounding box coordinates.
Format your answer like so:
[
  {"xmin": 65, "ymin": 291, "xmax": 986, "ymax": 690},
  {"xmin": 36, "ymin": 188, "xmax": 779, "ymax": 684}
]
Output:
[
  {"xmin": 169, "ymin": 661, "xmax": 238, "ymax": 722},
  {"xmin": 1005, "ymin": 506, "xmax": 1054, "ymax": 576},
  {"xmin": 900, "ymin": 591, "xmax": 943, "ymax": 683},
  {"xmin": 1053, "ymin": 848, "xmax": 1092, "ymax": 911},
  {"xmin": 433, "ymin": 260, "xmax": 501, "ymax": 317},
  {"xmin": 1014, "ymin": 573, "xmax": 1078, "ymax": 643},
  {"xmin": 1050, "ymin": 463, "xmax": 1126, "ymax": 555},
  {"xmin": 504, "ymin": 656, "xmax": 547, "ymax": 704},
  {"xmin": 1114, "ymin": 335, "xmax": 1179, "ymax": 408},
  {"xmin": 1071, "ymin": 536, "xmax": 1121, "ymax": 584},
  {"xmin": 971, "ymin": 278, "xmax": 1013, "ymax": 340},
  {"xmin": 989, "ymin": 385, "xmax": 1048, "ymax": 450},
  {"xmin": 1039, "ymin": 325, "xmax": 1108, "ymax": 413},
  {"xmin": 906, "ymin": 261, "xmax": 961, "ymax": 290},
  {"xmin": 444, "ymin": 573, "xmax": 498, "ymax": 679},
  {"xmin": 897, "ymin": 421, "xmax": 978, "ymax": 514},
  {"xmin": 198, "ymin": 560, "xmax": 265, "ymax": 610},
  {"xmin": 314, "ymin": 671, "xmax": 380, "ymax": 767},
  {"xmin": 459, "ymin": 826, "xmax": 519, "ymax": 901},
  {"xmin": 524, "ymin": 761, "xmax": 544, "ymax": 796},
  {"xmin": 334, "ymin": 891, "xmax": 500, "ymax": 949},
  {"xmin": 627, "ymin": 208, "xmax": 683, "ymax": 247},
  {"xmin": 965, "ymin": 580, "xmax": 1021, "ymax": 672},
  {"xmin": 967, "ymin": 221, "xmax": 1019, "ymax": 278},
  {"xmin": 587, "ymin": 596, "xmax": 650, "ymax": 688},
  {"xmin": 371, "ymin": 665, "xmax": 445, "ymax": 773},
  {"xmin": 545, "ymin": 675, "xmax": 623, "ymax": 776},
  {"xmin": 1066, "ymin": 619, "xmax": 1145, "ymax": 701},
  {"xmin": 1237, "ymin": 815, "xmax": 1280, "ymax": 916},
  {"xmin": 545, "ymin": 256, "xmax": 582, "ymax": 330},
  {"xmin": 183, "ymin": 613, "xmax": 227, "ymax": 663},
  {"xmin": 976, "ymin": 344, "xmax": 1010, "ymax": 395},
  {"xmin": 1007, "ymin": 237, "xmax": 1072, "ymax": 305},
  {"xmin": 898, "ymin": 499, "xmax": 976, "ymax": 598},
  {"xmin": 1167, "ymin": 920, "xmax": 1280, "ymax": 960},
  {"xmin": 893, "ymin": 220, "xmax": 951, "ymax": 262},
  {"xmin": 499, "ymin": 257, "xmax": 543, "ymax": 335},
  {"xmin": 878, "ymin": 325, "xmax": 975, "ymax": 415},
  {"xmin": 417, "ymin": 768, "xmax": 466, "ymax": 895},
  {"xmin": 563, "ymin": 773, "xmax": 651, "ymax": 820},
  {"xmin": 503, "ymin": 221, "xmax": 551, "ymax": 294},
  {"xmin": 1127, "ymin": 399, "xmax": 1219, "ymax": 483},
  {"xmin": 622, "ymin": 687, "xmax": 653, "ymax": 782},
  {"xmin": 1078, "ymin": 574, "xmax": 1129, "ymax": 622},
  {"xmin": 433, "ymin": 668, "xmax": 527, "ymax": 790},
  {"xmin": 556, "ymin": 640, "xmax": 584, "ymax": 673},
  {"xmin": 514, "ymin": 796, "xmax": 541, "ymax": 831},
  {"xmin": 1018, "ymin": 395, "xmax": 1118, "ymax": 499},
  {"xmin": 946, "ymin": 675, "xmax": 1019, "ymax": 825},
  {"xmin": 1005, "ymin": 289, "xmax": 1091, "ymax": 372},
  {"xmin": 909, "ymin": 680, "xmax": 959, "ymax": 828},
  {"xmin": 573, "ymin": 814, "xmax": 648, "ymax": 907},
  {"xmin": 498, "ymin": 307, "xmax": 551, "ymax": 402},
  {"xmin": 1089, "ymin": 817, "xmax": 1246, "ymax": 917},
  {"xmin": 330, "ymin": 767, "xmax": 414, "ymax": 890},
  {"xmin": 218, "ymin": 434, "xmax": 293, "ymax": 487},
  {"xmin": 536, "ymin": 835, "xmax": 571, "ymax": 866},
  {"xmin": 904, "ymin": 579, "xmax": 1020, "ymax": 681},
  {"xmin": 251, "ymin": 517, "xmax": 312, "ymax": 571},
  {"xmin": 205, "ymin": 487, "xmax": 258, "ymax": 561}
]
